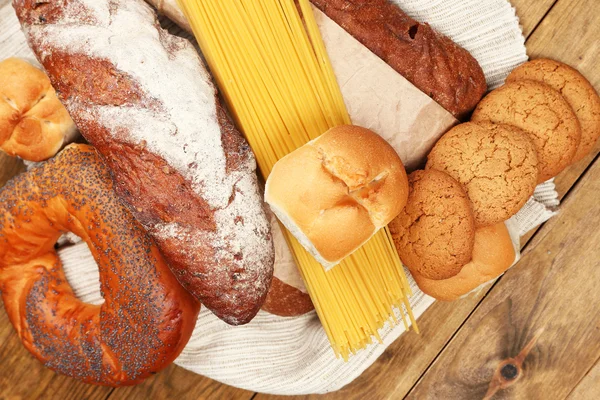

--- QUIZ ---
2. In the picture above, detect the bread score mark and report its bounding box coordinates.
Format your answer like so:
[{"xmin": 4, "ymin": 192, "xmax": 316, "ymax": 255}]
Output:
[{"xmin": 317, "ymin": 148, "xmax": 391, "ymax": 230}]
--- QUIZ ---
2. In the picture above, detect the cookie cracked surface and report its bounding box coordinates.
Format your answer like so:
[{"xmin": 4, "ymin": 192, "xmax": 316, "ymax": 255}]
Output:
[
  {"xmin": 389, "ymin": 169, "xmax": 475, "ymax": 280},
  {"xmin": 507, "ymin": 58, "xmax": 600, "ymax": 163},
  {"xmin": 427, "ymin": 122, "xmax": 539, "ymax": 227},
  {"xmin": 472, "ymin": 80, "xmax": 581, "ymax": 182}
]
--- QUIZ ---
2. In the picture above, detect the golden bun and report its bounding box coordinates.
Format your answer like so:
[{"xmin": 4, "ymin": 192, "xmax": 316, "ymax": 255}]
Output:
[
  {"xmin": 265, "ymin": 125, "xmax": 408, "ymax": 269},
  {"xmin": 411, "ymin": 222, "xmax": 515, "ymax": 301},
  {"xmin": 0, "ymin": 58, "xmax": 77, "ymax": 161}
]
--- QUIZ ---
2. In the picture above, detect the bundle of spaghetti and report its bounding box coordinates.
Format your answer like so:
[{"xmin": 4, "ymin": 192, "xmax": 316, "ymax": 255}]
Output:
[{"xmin": 177, "ymin": 0, "xmax": 417, "ymax": 359}]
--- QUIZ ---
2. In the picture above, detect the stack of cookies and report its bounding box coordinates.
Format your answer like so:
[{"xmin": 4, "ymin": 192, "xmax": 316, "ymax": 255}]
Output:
[{"xmin": 390, "ymin": 59, "xmax": 600, "ymax": 301}]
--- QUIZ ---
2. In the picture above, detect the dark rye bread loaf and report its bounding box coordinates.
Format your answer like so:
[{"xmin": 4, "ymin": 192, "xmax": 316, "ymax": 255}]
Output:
[
  {"xmin": 13, "ymin": 0, "xmax": 275, "ymax": 325},
  {"xmin": 311, "ymin": 0, "xmax": 487, "ymax": 119}
]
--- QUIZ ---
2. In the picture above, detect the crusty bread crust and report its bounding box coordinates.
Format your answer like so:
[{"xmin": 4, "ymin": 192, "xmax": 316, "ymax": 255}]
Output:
[
  {"xmin": 13, "ymin": 0, "xmax": 274, "ymax": 325},
  {"xmin": 263, "ymin": 277, "xmax": 314, "ymax": 317}
]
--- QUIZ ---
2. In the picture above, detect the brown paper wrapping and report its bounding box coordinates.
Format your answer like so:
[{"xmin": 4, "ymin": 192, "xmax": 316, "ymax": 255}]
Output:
[{"xmin": 313, "ymin": 7, "xmax": 458, "ymax": 170}]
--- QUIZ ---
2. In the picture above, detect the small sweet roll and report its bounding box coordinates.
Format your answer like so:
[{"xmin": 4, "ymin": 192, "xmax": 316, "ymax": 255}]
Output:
[{"xmin": 0, "ymin": 58, "xmax": 77, "ymax": 161}]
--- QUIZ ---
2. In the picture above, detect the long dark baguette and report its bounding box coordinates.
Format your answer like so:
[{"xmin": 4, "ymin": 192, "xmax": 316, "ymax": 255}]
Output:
[
  {"xmin": 13, "ymin": 0, "xmax": 274, "ymax": 325},
  {"xmin": 310, "ymin": 0, "xmax": 487, "ymax": 119}
]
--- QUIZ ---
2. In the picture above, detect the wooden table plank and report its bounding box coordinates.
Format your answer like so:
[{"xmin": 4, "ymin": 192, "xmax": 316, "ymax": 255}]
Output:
[
  {"xmin": 408, "ymin": 155, "xmax": 600, "ymax": 399},
  {"xmin": 526, "ymin": 0, "xmax": 600, "ymax": 91},
  {"xmin": 105, "ymin": 366, "xmax": 255, "ymax": 400},
  {"xmin": 509, "ymin": 0, "xmax": 557, "ymax": 38},
  {"xmin": 567, "ymin": 358, "xmax": 600, "ymax": 399}
]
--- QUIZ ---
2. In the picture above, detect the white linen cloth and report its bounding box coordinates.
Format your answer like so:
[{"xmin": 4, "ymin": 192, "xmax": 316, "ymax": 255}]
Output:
[{"xmin": 45, "ymin": 0, "xmax": 548, "ymax": 395}]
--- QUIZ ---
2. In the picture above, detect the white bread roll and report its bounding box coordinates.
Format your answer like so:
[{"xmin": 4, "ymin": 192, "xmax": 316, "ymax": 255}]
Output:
[
  {"xmin": 411, "ymin": 222, "xmax": 516, "ymax": 301},
  {"xmin": 265, "ymin": 125, "xmax": 409, "ymax": 269}
]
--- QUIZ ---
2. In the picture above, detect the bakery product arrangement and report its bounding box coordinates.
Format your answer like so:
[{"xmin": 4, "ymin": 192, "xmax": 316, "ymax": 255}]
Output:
[
  {"xmin": 472, "ymin": 80, "xmax": 581, "ymax": 183},
  {"xmin": 0, "ymin": 0, "xmax": 599, "ymax": 391},
  {"xmin": 395, "ymin": 58, "xmax": 599, "ymax": 300},
  {"xmin": 506, "ymin": 59, "xmax": 600, "ymax": 162}
]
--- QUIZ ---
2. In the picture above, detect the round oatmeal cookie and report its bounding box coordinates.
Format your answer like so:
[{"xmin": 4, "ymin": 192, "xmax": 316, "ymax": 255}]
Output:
[
  {"xmin": 426, "ymin": 121, "xmax": 539, "ymax": 227},
  {"xmin": 472, "ymin": 80, "xmax": 581, "ymax": 183},
  {"xmin": 506, "ymin": 58, "xmax": 600, "ymax": 163},
  {"xmin": 389, "ymin": 169, "xmax": 475, "ymax": 280}
]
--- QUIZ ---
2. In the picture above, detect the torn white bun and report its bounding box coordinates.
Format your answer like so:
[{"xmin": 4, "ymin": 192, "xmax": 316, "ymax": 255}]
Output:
[
  {"xmin": 265, "ymin": 125, "xmax": 409, "ymax": 269},
  {"xmin": 411, "ymin": 222, "xmax": 516, "ymax": 301}
]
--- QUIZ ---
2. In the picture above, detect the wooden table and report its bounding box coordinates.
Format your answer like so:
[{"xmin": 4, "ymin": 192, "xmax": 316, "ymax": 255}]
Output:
[{"xmin": 1, "ymin": 0, "xmax": 599, "ymax": 398}]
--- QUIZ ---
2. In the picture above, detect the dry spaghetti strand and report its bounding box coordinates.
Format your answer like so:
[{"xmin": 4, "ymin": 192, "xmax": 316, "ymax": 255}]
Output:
[{"xmin": 178, "ymin": 0, "xmax": 417, "ymax": 359}]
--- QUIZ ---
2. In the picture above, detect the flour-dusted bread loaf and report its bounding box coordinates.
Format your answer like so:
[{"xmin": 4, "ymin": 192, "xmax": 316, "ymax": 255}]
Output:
[{"xmin": 13, "ymin": 0, "xmax": 274, "ymax": 325}]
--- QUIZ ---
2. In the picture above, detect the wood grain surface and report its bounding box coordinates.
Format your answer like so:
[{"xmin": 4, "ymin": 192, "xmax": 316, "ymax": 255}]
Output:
[
  {"xmin": 1, "ymin": 0, "xmax": 599, "ymax": 399},
  {"xmin": 511, "ymin": 0, "xmax": 558, "ymax": 37},
  {"xmin": 567, "ymin": 359, "xmax": 600, "ymax": 399}
]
